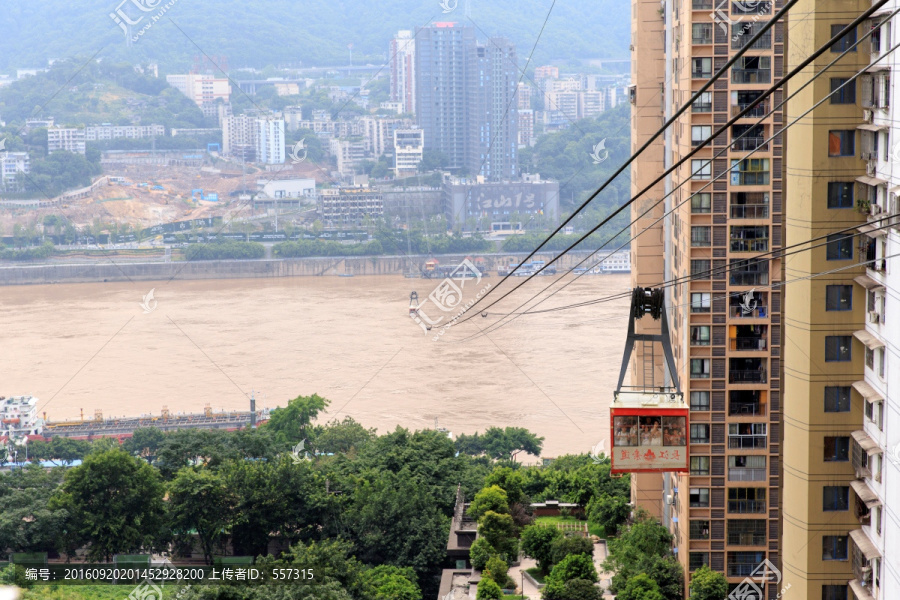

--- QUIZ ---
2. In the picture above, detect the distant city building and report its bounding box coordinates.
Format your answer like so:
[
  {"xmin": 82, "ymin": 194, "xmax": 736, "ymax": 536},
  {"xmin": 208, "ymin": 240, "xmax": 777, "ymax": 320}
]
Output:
[
  {"xmin": 282, "ymin": 106, "xmax": 304, "ymax": 132},
  {"xmin": 390, "ymin": 30, "xmax": 417, "ymax": 114},
  {"xmin": 1, "ymin": 151, "xmax": 30, "ymax": 192},
  {"xmin": 517, "ymin": 110, "xmax": 535, "ymax": 147},
  {"xmin": 274, "ymin": 82, "xmax": 300, "ymax": 96},
  {"xmin": 317, "ymin": 188, "xmax": 384, "ymax": 225},
  {"xmin": 16, "ymin": 68, "xmax": 46, "ymax": 79},
  {"xmin": 256, "ymin": 118, "xmax": 286, "ymax": 165},
  {"xmin": 166, "ymin": 73, "xmax": 231, "ymax": 118},
  {"xmin": 394, "ymin": 128, "xmax": 425, "ymax": 176},
  {"xmin": 47, "ymin": 127, "xmax": 86, "ymax": 154},
  {"xmin": 517, "ymin": 82, "xmax": 533, "ymax": 110},
  {"xmin": 442, "ymin": 176, "xmax": 559, "ymax": 228},
  {"xmin": 170, "ymin": 128, "xmax": 221, "ymax": 137},
  {"xmin": 379, "ymin": 101, "xmax": 404, "ymax": 114},
  {"xmin": 85, "ymin": 124, "xmax": 165, "ymax": 141},
  {"xmin": 258, "ymin": 177, "xmax": 316, "ymax": 199},
  {"xmin": 222, "ymin": 115, "xmax": 258, "ymax": 162},
  {"xmin": 415, "ymin": 24, "xmax": 518, "ymax": 180},
  {"xmin": 0, "ymin": 395, "xmax": 43, "ymax": 439},
  {"xmin": 329, "ymin": 138, "xmax": 369, "ymax": 175},
  {"xmin": 24, "ymin": 118, "xmax": 54, "ymax": 131},
  {"xmin": 360, "ymin": 117, "xmax": 409, "ymax": 156},
  {"xmin": 534, "ymin": 65, "xmax": 559, "ymax": 82}
]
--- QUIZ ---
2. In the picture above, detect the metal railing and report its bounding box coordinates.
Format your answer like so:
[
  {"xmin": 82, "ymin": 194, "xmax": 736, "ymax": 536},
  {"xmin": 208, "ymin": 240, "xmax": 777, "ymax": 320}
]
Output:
[
  {"xmin": 730, "ymin": 272, "xmax": 770, "ymax": 286},
  {"xmin": 731, "ymin": 102, "xmax": 769, "ymax": 118},
  {"xmin": 730, "ymin": 204, "xmax": 769, "ymax": 218},
  {"xmin": 728, "ymin": 467, "xmax": 767, "ymax": 482},
  {"xmin": 731, "ymin": 306, "xmax": 768, "ymax": 318},
  {"xmin": 728, "ymin": 500, "xmax": 767, "ymax": 513},
  {"xmin": 730, "ymin": 369, "xmax": 768, "ymax": 383},
  {"xmin": 727, "ymin": 532, "xmax": 767, "ymax": 546},
  {"xmin": 732, "ymin": 69, "xmax": 771, "ymax": 84},
  {"xmin": 731, "ymin": 239, "xmax": 770, "ymax": 252},
  {"xmin": 729, "ymin": 402, "xmax": 766, "ymax": 416},
  {"xmin": 728, "ymin": 435, "xmax": 768, "ymax": 449},
  {"xmin": 731, "ymin": 137, "xmax": 769, "ymax": 152},
  {"xmin": 730, "ymin": 337, "xmax": 768, "ymax": 351}
]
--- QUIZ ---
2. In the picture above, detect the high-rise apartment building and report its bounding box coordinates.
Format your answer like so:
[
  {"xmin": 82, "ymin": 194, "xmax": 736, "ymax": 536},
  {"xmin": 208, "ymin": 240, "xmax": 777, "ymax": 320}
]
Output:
[
  {"xmin": 166, "ymin": 73, "xmax": 231, "ymax": 118},
  {"xmin": 783, "ymin": 2, "xmax": 898, "ymax": 600},
  {"xmin": 415, "ymin": 23, "xmax": 517, "ymax": 180},
  {"xmin": 631, "ymin": 0, "xmax": 785, "ymax": 596},
  {"xmin": 256, "ymin": 118, "xmax": 285, "ymax": 165},
  {"xmin": 47, "ymin": 127, "xmax": 86, "ymax": 154},
  {"xmin": 390, "ymin": 30, "xmax": 416, "ymax": 114}
]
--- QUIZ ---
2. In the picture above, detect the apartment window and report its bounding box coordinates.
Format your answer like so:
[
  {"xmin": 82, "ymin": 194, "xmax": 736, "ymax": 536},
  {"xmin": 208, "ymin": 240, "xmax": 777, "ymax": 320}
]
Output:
[
  {"xmin": 732, "ymin": 55, "xmax": 771, "ymax": 84},
  {"xmin": 825, "ymin": 285, "xmax": 853, "ymax": 311},
  {"xmin": 866, "ymin": 346, "xmax": 875, "ymax": 370},
  {"xmin": 691, "ymin": 456, "xmax": 710, "ymax": 475},
  {"xmin": 826, "ymin": 182, "xmax": 854, "ymax": 208},
  {"xmin": 691, "ymin": 391, "xmax": 710, "ymax": 411},
  {"xmin": 828, "ymin": 130, "xmax": 855, "ymax": 156},
  {"xmin": 830, "ymin": 24, "xmax": 857, "ymax": 53},
  {"xmin": 727, "ymin": 519, "xmax": 766, "ymax": 545},
  {"xmin": 829, "ymin": 78, "xmax": 856, "ymax": 104},
  {"xmin": 823, "ymin": 486, "xmax": 849, "ymax": 511},
  {"xmin": 730, "ymin": 158, "xmax": 770, "ymax": 185},
  {"xmin": 692, "ymin": 57, "xmax": 713, "ymax": 79},
  {"xmin": 822, "ymin": 535, "xmax": 848, "ymax": 560},
  {"xmin": 690, "ymin": 488, "xmax": 710, "ymax": 507},
  {"xmin": 690, "ymin": 520, "xmax": 710, "ymax": 540},
  {"xmin": 691, "ymin": 326, "xmax": 711, "ymax": 346},
  {"xmin": 692, "ymin": 125, "xmax": 712, "ymax": 147},
  {"xmin": 824, "ymin": 336, "xmax": 851, "ymax": 362},
  {"xmin": 692, "ymin": 22, "xmax": 713, "ymax": 44},
  {"xmin": 691, "ymin": 358, "xmax": 711, "ymax": 379},
  {"xmin": 728, "ymin": 455, "xmax": 765, "ymax": 481},
  {"xmin": 692, "ymin": 159, "xmax": 712, "ymax": 179},
  {"xmin": 692, "ymin": 259, "xmax": 712, "ymax": 278},
  {"xmin": 823, "ymin": 386, "xmax": 851, "ymax": 412},
  {"xmin": 728, "ymin": 487, "xmax": 766, "ymax": 513},
  {"xmin": 822, "ymin": 585, "xmax": 848, "ymax": 600},
  {"xmin": 691, "ymin": 226, "xmax": 712, "ymax": 246},
  {"xmin": 691, "ymin": 192, "xmax": 712, "ymax": 213},
  {"xmin": 824, "ymin": 436, "xmax": 850, "ymax": 462},
  {"xmin": 689, "ymin": 552, "xmax": 710, "ymax": 572},
  {"xmin": 691, "ymin": 423, "xmax": 711, "ymax": 443},
  {"xmin": 826, "ymin": 233, "xmax": 853, "ymax": 260},
  {"xmin": 691, "ymin": 292, "xmax": 711, "ymax": 313},
  {"xmin": 692, "ymin": 92, "xmax": 713, "ymax": 113}
]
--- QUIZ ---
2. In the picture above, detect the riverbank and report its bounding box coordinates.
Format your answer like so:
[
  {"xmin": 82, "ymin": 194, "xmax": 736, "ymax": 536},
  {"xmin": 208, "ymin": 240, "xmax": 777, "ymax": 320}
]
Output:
[{"xmin": 0, "ymin": 251, "xmax": 627, "ymax": 286}]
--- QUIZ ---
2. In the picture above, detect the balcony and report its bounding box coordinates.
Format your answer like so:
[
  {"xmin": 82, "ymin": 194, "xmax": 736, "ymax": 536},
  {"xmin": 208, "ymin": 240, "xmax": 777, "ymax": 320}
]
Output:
[
  {"xmin": 732, "ymin": 69, "xmax": 771, "ymax": 84},
  {"xmin": 693, "ymin": 68, "xmax": 713, "ymax": 80},
  {"xmin": 728, "ymin": 500, "xmax": 767, "ymax": 514},
  {"xmin": 730, "ymin": 337, "xmax": 768, "ymax": 351},
  {"xmin": 731, "ymin": 203, "xmax": 769, "ymax": 219},
  {"xmin": 731, "ymin": 137, "xmax": 769, "ymax": 152},
  {"xmin": 730, "ymin": 271, "xmax": 769, "ymax": 286},
  {"xmin": 730, "ymin": 357, "xmax": 767, "ymax": 383},
  {"xmin": 727, "ymin": 532, "xmax": 767, "ymax": 546},
  {"xmin": 693, "ymin": 0, "xmax": 713, "ymax": 8},
  {"xmin": 728, "ymin": 468, "xmax": 767, "ymax": 482},
  {"xmin": 731, "ymin": 101, "xmax": 769, "ymax": 118},
  {"xmin": 731, "ymin": 238, "xmax": 769, "ymax": 252},
  {"xmin": 730, "ymin": 390, "xmax": 767, "ymax": 416},
  {"xmin": 729, "ymin": 433, "xmax": 768, "ymax": 449}
]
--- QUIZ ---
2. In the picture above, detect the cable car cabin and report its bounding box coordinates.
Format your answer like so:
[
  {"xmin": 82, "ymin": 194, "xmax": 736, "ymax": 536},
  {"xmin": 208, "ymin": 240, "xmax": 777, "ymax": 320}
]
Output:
[
  {"xmin": 610, "ymin": 390, "xmax": 688, "ymax": 474},
  {"xmin": 610, "ymin": 287, "xmax": 690, "ymax": 474}
]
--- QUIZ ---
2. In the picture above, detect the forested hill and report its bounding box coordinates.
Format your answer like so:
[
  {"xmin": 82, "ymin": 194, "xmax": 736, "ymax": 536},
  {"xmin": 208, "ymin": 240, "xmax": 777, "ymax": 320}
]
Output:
[{"xmin": 0, "ymin": 0, "xmax": 629, "ymax": 73}]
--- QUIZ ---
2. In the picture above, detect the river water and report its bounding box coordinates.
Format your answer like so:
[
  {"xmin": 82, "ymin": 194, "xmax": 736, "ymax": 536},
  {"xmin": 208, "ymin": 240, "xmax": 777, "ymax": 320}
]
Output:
[{"xmin": 0, "ymin": 273, "xmax": 631, "ymax": 458}]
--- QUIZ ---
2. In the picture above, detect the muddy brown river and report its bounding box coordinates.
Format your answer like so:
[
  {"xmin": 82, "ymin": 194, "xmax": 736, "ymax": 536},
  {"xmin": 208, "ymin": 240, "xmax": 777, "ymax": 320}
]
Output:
[{"xmin": 0, "ymin": 273, "xmax": 631, "ymax": 458}]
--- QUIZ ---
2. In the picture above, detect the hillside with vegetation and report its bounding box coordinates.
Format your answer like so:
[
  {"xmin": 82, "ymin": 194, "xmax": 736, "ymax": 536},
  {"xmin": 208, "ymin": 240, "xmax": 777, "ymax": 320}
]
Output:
[{"xmin": 0, "ymin": 0, "xmax": 629, "ymax": 73}]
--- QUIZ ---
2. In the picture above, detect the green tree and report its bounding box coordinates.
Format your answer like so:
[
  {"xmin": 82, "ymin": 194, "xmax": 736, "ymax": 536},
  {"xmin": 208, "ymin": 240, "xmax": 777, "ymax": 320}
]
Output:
[
  {"xmin": 484, "ymin": 466, "xmax": 527, "ymax": 505},
  {"xmin": 168, "ymin": 468, "xmax": 232, "ymax": 564},
  {"xmin": 478, "ymin": 511, "xmax": 518, "ymax": 562},
  {"xmin": 455, "ymin": 427, "xmax": 544, "ymax": 461},
  {"xmin": 469, "ymin": 537, "xmax": 495, "ymax": 571},
  {"xmin": 0, "ymin": 464, "xmax": 67, "ymax": 555},
  {"xmin": 361, "ymin": 565, "xmax": 420, "ymax": 600},
  {"xmin": 689, "ymin": 565, "xmax": 728, "ymax": 600},
  {"xmin": 543, "ymin": 578, "xmax": 603, "ymax": 600},
  {"xmin": 617, "ymin": 573, "xmax": 665, "ymax": 600},
  {"xmin": 603, "ymin": 510, "xmax": 683, "ymax": 599},
  {"xmin": 587, "ymin": 493, "xmax": 631, "ymax": 535},
  {"xmin": 545, "ymin": 553, "xmax": 597, "ymax": 586},
  {"xmin": 266, "ymin": 393, "xmax": 330, "ymax": 445},
  {"xmin": 520, "ymin": 523, "xmax": 563, "ymax": 574},
  {"xmin": 483, "ymin": 555, "xmax": 510, "ymax": 588},
  {"xmin": 468, "ymin": 485, "xmax": 510, "ymax": 520},
  {"xmin": 476, "ymin": 576, "xmax": 503, "ymax": 600},
  {"xmin": 311, "ymin": 416, "xmax": 375, "ymax": 454},
  {"xmin": 49, "ymin": 449, "xmax": 166, "ymax": 561},
  {"xmin": 549, "ymin": 535, "xmax": 593, "ymax": 565},
  {"xmin": 123, "ymin": 427, "xmax": 166, "ymax": 462}
]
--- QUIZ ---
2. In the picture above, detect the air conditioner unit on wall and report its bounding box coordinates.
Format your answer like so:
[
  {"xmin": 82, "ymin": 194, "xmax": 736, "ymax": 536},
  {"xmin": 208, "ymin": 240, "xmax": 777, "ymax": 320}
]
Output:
[
  {"xmin": 666, "ymin": 494, "xmax": 675, "ymax": 505},
  {"xmin": 863, "ymin": 109, "xmax": 874, "ymax": 122},
  {"xmin": 871, "ymin": 203, "xmax": 883, "ymax": 215},
  {"xmin": 869, "ymin": 311, "xmax": 881, "ymax": 323}
]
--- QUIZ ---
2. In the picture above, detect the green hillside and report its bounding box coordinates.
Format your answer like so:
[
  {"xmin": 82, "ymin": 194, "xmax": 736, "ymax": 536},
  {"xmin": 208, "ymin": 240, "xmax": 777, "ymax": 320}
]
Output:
[{"xmin": 0, "ymin": 0, "xmax": 629, "ymax": 73}]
